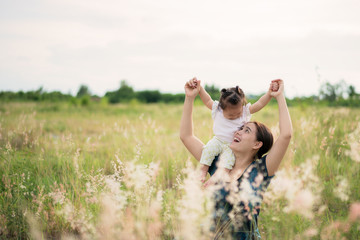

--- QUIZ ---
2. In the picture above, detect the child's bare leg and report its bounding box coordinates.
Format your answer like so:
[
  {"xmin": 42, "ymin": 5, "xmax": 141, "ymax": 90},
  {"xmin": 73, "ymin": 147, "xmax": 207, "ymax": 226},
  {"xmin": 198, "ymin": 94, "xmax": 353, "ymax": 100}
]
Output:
[
  {"xmin": 199, "ymin": 164, "xmax": 209, "ymax": 182},
  {"xmin": 199, "ymin": 137, "xmax": 222, "ymax": 182}
]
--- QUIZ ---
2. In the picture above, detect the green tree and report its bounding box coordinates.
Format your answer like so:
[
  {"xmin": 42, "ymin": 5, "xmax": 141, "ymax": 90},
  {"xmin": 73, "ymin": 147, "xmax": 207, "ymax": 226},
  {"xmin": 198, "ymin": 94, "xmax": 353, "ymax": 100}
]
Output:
[
  {"xmin": 204, "ymin": 84, "xmax": 220, "ymax": 100},
  {"xmin": 105, "ymin": 80, "xmax": 135, "ymax": 103},
  {"xmin": 160, "ymin": 93, "xmax": 185, "ymax": 103},
  {"xmin": 319, "ymin": 80, "xmax": 347, "ymax": 102},
  {"xmin": 76, "ymin": 85, "xmax": 91, "ymax": 98},
  {"xmin": 348, "ymin": 85, "xmax": 356, "ymax": 99},
  {"xmin": 136, "ymin": 90, "xmax": 161, "ymax": 103}
]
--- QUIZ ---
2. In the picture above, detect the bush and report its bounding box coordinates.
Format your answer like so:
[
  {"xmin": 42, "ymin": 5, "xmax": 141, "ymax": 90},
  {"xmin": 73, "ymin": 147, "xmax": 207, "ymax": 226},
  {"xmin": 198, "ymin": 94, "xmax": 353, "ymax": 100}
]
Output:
[{"xmin": 80, "ymin": 95, "xmax": 91, "ymax": 106}]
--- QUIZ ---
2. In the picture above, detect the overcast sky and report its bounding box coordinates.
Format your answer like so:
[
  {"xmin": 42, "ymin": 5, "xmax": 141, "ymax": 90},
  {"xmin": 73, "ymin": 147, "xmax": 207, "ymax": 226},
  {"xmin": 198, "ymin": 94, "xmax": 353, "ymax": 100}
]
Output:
[{"xmin": 1, "ymin": 0, "xmax": 359, "ymax": 98}]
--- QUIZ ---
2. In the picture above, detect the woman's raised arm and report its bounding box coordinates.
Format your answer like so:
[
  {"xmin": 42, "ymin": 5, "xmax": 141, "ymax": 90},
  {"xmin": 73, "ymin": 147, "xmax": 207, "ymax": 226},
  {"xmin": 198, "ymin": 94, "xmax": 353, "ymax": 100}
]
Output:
[
  {"xmin": 266, "ymin": 79, "xmax": 293, "ymax": 176},
  {"xmin": 180, "ymin": 78, "xmax": 205, "ymax": 161}
]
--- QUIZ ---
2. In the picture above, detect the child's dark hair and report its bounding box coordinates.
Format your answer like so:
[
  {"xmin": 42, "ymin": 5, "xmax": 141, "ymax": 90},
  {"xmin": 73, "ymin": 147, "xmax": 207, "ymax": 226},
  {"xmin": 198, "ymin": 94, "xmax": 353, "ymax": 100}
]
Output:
[{"xmin": 218, "ymin": 86, "xmax": 247, "ymax": 110}]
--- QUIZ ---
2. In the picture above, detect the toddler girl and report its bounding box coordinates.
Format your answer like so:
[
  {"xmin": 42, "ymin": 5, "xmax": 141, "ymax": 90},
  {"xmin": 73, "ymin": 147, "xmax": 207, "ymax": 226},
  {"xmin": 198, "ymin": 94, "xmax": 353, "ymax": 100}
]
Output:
[{"xmin": 186, "ymin": 77, "xmax": 279, "ymax": 182}]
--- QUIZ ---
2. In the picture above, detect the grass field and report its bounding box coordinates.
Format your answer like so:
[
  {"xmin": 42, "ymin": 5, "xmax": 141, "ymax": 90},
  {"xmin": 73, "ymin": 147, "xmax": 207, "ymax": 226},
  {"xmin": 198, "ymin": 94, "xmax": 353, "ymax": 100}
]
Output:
[{"xmin": 0, "ymin": 101, "xmax": 359, "ymax": 239}]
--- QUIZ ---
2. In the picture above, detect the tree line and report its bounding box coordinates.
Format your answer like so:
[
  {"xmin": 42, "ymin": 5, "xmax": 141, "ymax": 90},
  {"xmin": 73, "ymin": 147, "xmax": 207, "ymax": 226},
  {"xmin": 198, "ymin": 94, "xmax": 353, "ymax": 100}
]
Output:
[{"xmin": 0, "ymin": 80, "xmax": 359, "ymax": 107}]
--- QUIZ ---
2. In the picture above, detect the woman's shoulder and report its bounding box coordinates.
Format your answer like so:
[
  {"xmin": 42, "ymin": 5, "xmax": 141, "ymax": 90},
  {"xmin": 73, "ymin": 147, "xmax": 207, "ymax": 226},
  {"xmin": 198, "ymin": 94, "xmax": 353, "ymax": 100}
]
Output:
[
  {"xmin": 244, "ymin": 155, "xmax": 273, "ymax": 180},
  {"xmin": 254, "ymin": 155, "xmax": 273, "ymax": 179}
]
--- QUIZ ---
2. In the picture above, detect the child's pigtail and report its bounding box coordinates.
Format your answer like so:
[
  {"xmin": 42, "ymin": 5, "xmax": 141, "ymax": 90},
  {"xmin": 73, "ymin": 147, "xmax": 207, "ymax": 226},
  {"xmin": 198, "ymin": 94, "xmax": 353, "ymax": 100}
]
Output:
[
  {"xmin": 235, "ymin": 86, "xmax": 246, "ymax": 105},
  {"xmin": 219, "ymin": 86, "xmax": 247, "ymax": 109}
]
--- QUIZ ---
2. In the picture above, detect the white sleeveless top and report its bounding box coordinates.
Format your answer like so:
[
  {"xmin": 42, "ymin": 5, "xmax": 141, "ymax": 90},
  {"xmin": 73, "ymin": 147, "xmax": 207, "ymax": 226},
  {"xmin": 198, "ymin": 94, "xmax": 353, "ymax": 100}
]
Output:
[{"xmin": 212, "ymin": 100, "xmax": 252, "ymax": 143}]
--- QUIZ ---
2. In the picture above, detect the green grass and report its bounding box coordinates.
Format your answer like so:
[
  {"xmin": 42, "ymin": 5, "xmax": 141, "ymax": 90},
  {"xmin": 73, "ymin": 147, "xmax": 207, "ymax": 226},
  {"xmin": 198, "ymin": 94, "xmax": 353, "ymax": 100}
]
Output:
[{"xmin": 0, "ymin": 102, "xmax": 359, "ymax": 239}]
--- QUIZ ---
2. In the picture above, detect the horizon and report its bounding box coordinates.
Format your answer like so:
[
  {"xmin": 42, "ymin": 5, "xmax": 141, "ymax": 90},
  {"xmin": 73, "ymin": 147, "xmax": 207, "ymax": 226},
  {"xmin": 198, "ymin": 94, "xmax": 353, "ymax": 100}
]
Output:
[{"xmin": 0, "ymin": 79, "xmax": 356, "ymax": 99}]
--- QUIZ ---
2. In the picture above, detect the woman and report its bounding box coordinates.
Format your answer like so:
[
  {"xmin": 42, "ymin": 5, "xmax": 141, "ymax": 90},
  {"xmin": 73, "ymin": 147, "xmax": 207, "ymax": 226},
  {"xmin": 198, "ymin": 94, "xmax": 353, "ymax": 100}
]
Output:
[{"xmin": 180, "ymin": 79, "xmax": 292, "ymax": 239}]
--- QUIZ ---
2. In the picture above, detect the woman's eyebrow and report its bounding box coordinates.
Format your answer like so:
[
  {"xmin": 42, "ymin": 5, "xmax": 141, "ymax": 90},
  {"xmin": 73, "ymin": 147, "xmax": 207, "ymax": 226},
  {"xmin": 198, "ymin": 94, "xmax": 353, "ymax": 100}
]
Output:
[{"xmin": 246, "ymin": 126, "xmax": 252, "ymax": 132}]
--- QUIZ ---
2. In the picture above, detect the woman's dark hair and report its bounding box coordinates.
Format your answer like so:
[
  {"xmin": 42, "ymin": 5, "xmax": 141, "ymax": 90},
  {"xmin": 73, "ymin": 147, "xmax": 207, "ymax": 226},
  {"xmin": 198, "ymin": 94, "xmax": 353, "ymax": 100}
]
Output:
[
  {"xmin": 251, "ymin": 121, "xmax": 274, "ymax": 159},
  {"xmin": 219, "ymin": 86, "xmax": 247, "ymax": 110}
]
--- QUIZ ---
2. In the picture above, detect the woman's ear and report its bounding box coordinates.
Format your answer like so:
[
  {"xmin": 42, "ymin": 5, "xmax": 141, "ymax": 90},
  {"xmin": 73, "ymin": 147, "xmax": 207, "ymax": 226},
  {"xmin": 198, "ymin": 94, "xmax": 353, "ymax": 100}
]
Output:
[{"xmin": 253, "ymin": 141, "xmax": 263, "ymax": 150}]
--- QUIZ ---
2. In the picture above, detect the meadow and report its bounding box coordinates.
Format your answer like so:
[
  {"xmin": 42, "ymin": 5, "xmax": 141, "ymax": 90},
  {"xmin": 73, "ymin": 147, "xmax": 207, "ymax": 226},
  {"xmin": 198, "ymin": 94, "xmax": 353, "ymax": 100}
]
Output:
[{"xmin": 0, "ymin": 101, "xmax": 359, "ymax": 239}]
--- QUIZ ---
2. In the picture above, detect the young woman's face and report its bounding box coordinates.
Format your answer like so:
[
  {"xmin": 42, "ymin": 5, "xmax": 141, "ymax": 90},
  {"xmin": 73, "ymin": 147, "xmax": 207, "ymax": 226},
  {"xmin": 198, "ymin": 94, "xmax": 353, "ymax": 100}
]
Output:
[
  {"xmin": 230, "ymin": 122, "xmax": 258, "ymax": 153},
  {"xmin": 222, "ymin": 103, "xmax": 243, "ymax": 120}
]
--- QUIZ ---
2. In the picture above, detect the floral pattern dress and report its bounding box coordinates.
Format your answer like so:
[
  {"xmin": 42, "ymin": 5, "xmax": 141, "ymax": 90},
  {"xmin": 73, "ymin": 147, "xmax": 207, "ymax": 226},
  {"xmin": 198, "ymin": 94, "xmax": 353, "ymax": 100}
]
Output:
[{"xmin": 208, "ymin": 155, "xmax": 274, "ymax": 239}]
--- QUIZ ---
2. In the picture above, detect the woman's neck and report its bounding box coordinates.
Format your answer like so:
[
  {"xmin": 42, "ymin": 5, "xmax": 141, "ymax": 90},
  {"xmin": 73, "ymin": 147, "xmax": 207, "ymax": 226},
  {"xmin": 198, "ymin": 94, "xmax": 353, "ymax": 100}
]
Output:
[{"xmin": 230, "ymin": 152, "xmax": 255, "ymax": 180}]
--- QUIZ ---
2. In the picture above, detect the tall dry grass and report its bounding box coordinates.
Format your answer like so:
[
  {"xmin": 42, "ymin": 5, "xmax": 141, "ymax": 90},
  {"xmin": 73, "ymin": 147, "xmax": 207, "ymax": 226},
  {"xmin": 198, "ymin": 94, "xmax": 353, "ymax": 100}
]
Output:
[{"xmin": 0, "ymin": 102, "xmax": 359, "ymax": 239}]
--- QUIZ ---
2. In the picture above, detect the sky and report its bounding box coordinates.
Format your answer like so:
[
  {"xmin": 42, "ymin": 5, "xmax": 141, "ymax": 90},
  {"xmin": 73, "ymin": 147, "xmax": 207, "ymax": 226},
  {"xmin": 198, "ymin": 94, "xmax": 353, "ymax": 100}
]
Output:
[{"xmin": 1, "ymin": 0, "xmax": 360, "ymax": 98}]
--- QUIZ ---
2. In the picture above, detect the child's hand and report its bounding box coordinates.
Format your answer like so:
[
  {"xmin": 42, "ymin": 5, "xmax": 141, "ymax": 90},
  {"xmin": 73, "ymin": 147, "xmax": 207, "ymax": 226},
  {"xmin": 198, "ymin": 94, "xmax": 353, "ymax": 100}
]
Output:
[
  {"xmin": 186, "ymin": 77, "xmax": 199, "ymax": 89},
  {"xmin": 270, "ymin": 81, "xmax": 279, "ymax": 92},
  {"xmin": 270, "ymin": 79, "xmax": 284, "ymax": 98},
  {"xmin": 267, "ymin": 80, "xmax": 279, "ymax": 95},
  {"xmin": 184, "ymin": 77, "xmax": 201, "ymax": 98}
]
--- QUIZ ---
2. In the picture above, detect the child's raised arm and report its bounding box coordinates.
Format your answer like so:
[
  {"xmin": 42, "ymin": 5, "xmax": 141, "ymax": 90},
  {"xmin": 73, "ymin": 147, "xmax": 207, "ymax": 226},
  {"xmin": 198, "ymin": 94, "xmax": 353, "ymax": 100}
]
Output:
[{"xmin": 249, "ymin": 81, "xmax": 278, "ymax": 114}]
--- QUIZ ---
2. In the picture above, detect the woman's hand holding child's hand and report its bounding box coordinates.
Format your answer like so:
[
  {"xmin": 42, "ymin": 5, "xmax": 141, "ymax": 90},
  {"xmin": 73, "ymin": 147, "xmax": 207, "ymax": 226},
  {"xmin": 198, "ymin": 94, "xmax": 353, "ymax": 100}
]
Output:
[
  {"xmin": 270, "ymin": 79, "xmax": 284, "ymax": 98},
  {"xmin": 268, "ymin": 80, "xmax": 279, "ymax": 96},
  {"xmin": 187, "ymin": 77, "xmax": 199, "ymax": 89},
  {"xmin": 184, "ymin": 77, "xmax": 201, "ymax": 98},
  {"xmin": 270, "ymin": 82, "xmax": 279, "ymax": 92}
]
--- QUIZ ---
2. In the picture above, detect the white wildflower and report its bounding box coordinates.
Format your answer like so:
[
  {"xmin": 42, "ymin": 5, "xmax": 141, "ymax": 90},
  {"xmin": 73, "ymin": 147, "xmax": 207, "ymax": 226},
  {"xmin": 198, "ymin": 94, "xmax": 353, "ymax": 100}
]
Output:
[
  {"xmin": 48, "ymin": 190, "xmax": 66, "ymax": 205},
  {"xmin": 5, "ymin": 141, "xmax": 12, "ymax": 153},
  {"xmin": 303, "ymin": 227, "xmax": 318, "ymax": 238},
  {"xmin": 265, "ymin": 156, "xmax": 323, "ymax": 219},
  {"xmin": 346, "ymin": 122, "xmax": 360, "ymax": 162},
  {"xmin": 333, "ymin": 176, "xmax": 350, "ymax": 202},
  {"xmin": 73, "ymin": 148, "xmax": 81, "ymax": 173},
  {"xmin": 176, "ymin": 161, "xmax": 212, "ymax": 240},
  {"xmin": 284, "ymin": 189, "xmax": 315, "ymax": 219},
  {"xmin": 103, "ymin": 177, "xmax": 127, "ymax": 212}
]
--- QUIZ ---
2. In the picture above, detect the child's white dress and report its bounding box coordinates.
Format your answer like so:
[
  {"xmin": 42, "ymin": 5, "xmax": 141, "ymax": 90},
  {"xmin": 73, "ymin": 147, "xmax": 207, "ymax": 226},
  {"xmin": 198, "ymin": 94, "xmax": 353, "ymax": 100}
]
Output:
[{"xmin": 200, "ymin": 100, "xmax": 252, "ymax": 169}]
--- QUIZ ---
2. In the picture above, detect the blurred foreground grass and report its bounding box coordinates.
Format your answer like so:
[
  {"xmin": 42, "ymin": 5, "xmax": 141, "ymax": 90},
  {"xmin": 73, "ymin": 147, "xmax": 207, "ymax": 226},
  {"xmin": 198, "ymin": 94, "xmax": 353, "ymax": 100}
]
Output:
[{"xmin": 0, "ymin": 102, "xmax": 359, "ymax": 239}]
